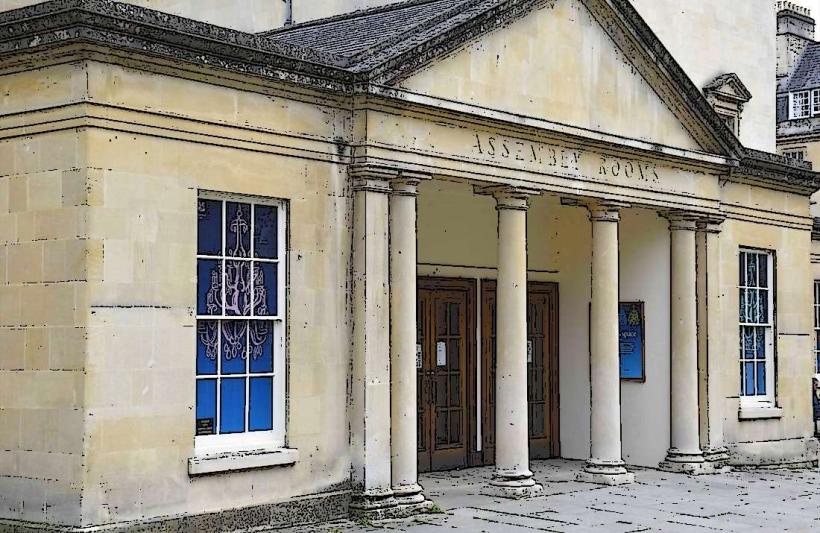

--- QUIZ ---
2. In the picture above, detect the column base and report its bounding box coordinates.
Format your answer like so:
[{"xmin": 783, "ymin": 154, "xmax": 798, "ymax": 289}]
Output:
[
  {"xmin": 576, "ymin": 459, "xmax": 635, "ymax": 486},
  {"xmin": 483, "ymin": 469, "xmax": 544, "ymax": 499},
  {"xmin": 392, "ymin": 483, "xmax": 426, "ymax": 506},
  {"xmin": 703, "ymin": 446, "xmax": 732, "ymax": 472},
  {"xmin": 659, "ymin": 448, "xmax": 727, "ymax": 475},
  {"xmin": 349, "ymin": 488, "xmax": 399, "ymax": 521}
]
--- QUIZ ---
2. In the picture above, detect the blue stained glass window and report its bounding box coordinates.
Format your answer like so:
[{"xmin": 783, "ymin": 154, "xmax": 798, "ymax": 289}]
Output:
[
  {"xmin": 755, "ymin": 328, "xmax": 766, "ymax": 358},
  {"xmin": 743, "ymin": 362, "xmax": 755, "ymax": 396},
  {"xmin": 196, "ymin": 197, "xmax": 282, "ymax": 440},
  {"xmin": 739, "ymin": 290, "xmax": 746, "ymax": 322},
  {"xmin": 196, "ymin": 379, "xmax": 217, "ymax": 436},
  {"xmin": 221, "ymin": 321, "xmax": 247, "ymax": 375},
  {"xmin": 196, "ymin": 321, "xmax": 218, "ymax": 375},
  {"xmin": 254, "ymin": 262, "xmax": 278, "ymax": 316},
  {"xmin": 254, "ymin": 205, "xmax": 278, "ymax": 259},
  {"xmin": 224, "ymin": 261, "xmax": 251, "ymax": 316},
  {"xmin": 758, "ymin": 254, "xmax": 768, "ymax": 288},
  {"xmin": 198, "ymin": 199, "xmax": 222, "ymax": 256},
  {"xmin": 756, "ymin": 362, "xmax": 766, "ymax": 395},
  {"xmin": 758, "ymin": 292, "xmax": 768, "ymax": 324},
  {"xmin": 249, "ymin": 321, "xmax": 274, "ymax": 373},
  {"xmin": 249, "ymin": 377, "xmax": 273, "ymax": 431},
  {"xmin": 746, "ymin": 256, "xmax": 757, "ymax": 287},
  {"xmin": 197, "ymin": 259, "xmax": 222, "ymax": 316},
  {"xmin": 220, "ymin": 378, "xmax": 246, "ymax": 434},
  {"xmin": 226, "ymin": 202, "xmax": 251, "ymax": 258}
]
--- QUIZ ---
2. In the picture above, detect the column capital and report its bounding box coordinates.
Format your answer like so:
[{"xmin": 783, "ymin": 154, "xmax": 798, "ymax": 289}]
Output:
[
  {"xmin": 660, "ymin": 210, "xmax": 700, "ymax": 231},
  {"xmin": 391, "ymin": 171, "xmax": 432, "ymax": 197},
  {"xmin": 567, "ymin": 199, "xmax": 629, "ymax": 222},
  {"xmin": 475, "ymin": 185, "xmax": 541, "ymax": 211},
  {"xmin": 350, "ymin": 165, "xmax": 431, "ymax": 194},
  {"xmin": 696, "ymin": 215, "xmax": 726, "ymax": 234}
]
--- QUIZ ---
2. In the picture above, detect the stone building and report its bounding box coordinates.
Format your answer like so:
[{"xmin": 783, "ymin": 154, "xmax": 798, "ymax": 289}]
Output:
[
  {"xmin": 1, "ymin": 0, "xmax": 818, "ymax": 531},
  {"xmin": 775, "ymin": 1, "xmax": 820, "ymax": 373}
]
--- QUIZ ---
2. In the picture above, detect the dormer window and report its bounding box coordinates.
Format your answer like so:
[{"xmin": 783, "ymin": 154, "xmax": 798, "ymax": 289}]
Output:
[
  {"xmin": 703, "ymin": 73, "xmax": 753, "ymax": 137},
  {"xmin": 789, "ymin": 89, "xmax": 820, "ymax": 119},
  {"xmin": 791, "ymin": 90, "xmax": 811, "ymax": 118}
]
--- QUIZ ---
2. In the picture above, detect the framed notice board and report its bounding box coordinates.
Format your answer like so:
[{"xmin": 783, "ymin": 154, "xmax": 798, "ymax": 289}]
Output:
[{"xmin": 619, "ymin": 302, "xmax": 645, "ymax": 382}]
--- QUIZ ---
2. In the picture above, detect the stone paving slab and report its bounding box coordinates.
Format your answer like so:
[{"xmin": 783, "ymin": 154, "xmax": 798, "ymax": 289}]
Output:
[{"xmin": 276, "ymin": 460, "xmax": 820, "ymax": 533}]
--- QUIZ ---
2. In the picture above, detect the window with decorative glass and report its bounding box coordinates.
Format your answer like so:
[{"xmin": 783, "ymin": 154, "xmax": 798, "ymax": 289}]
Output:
[
  {"xmin": 738, "ymin": 249, "xmax": 775, "ymax": 405},
  {"xmin": 195, "ymin": 193, "xmax": 286, "ymax": 452},
  {"xmin": 814, "ymin": 281, "xmax": 820, "ymax": 374},
  {"xmin": 791, "ymin": 90, "xmax": 811, "ymax": 119}
]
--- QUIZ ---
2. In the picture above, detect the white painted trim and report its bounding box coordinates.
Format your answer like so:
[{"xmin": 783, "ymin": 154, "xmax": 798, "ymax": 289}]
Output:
[
  {"xmin": 737, "ymin": 407, "xmax": 784, "ymax": 421},
  {"xmin": 188, "ymin": 447, "xmax": 299, "ymax": 476},
  {"xmin": 738, "ymin": 249, "xmax": 776, "ymax": 405},
  {"xmin": 475, "ymin": 277, "xmax": 482, "ymax": 452},
  {"xmin": 194, "ymin": 192, "xmax": 288, "ymax": 452}
]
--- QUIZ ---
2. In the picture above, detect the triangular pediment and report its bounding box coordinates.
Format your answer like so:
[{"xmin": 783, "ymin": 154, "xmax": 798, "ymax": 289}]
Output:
[
  {"xmin": 703, "ymin": 73, "xmax": 753, "ymax": 104},
  {"xmin": 394, "ymin": 0, "xmax": 710, "ymax": 152}
]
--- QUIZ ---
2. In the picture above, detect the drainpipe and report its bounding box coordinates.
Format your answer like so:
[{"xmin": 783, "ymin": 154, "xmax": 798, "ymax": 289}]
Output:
[{"xmin": 284, "ymin": 0, "xmax": 293, "ymax": 26}]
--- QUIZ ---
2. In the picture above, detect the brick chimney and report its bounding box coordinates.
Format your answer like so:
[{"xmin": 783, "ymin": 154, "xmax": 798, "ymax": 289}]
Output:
[{"xmin": 778, "ymin": 1, "xmax": 816, "ymax": 78}]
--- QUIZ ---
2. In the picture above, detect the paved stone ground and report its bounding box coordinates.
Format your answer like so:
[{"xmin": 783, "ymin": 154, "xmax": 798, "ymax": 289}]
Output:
[{"xmin": 278, "ymin": 459, "xmax": 820, "ymax": 532}]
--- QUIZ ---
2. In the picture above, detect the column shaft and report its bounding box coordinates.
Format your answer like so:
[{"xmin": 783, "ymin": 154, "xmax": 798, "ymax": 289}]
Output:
[
  {"xmin": 661, "ymin": 213, "xmax": 708, "ymax": 473},
  {"xmin": 487, "ymin": 189, "xmax": 543, "ymax": 499},
  {"xmin": 389, "ymin": 179, "xmax": 428, "ymax": 507},
  {"xmin": 578, "ymin": 204, "xmax": 634, "ymax": 486},
  {"xmin": 698, "ymin": 218, "xmax": 730, "ymax": 470},
  {"xmin": 350, "ymin": 176, "xmax": 397, "ymax": 518}
]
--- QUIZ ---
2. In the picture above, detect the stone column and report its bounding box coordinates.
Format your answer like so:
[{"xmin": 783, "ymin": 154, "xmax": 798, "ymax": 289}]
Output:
[
  {"xmin": 697, "ymin": 216, "xmax": 730, "ymax": 472},
  {"xmin": 578, "ymin": 202, "xmax": 634, "ymax": 486},
  {"xmin": 486, "ymin": 187, "xmax": 543, "ymax": 499},
  {"xmin": 349, "ymin": 168, "xmax": 398, "ymax": 519},
  {"xmin": 389, "ymin": 175, "xmax": 432, "ymax": 512},
  {"xmin": 660, "ymin": 212, "xmax": 708, "ymax": 474}
]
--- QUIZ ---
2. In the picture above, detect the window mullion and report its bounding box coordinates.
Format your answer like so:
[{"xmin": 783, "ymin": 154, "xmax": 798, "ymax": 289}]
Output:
[{"xmin": 216, "ymin": 317, "xmax": 222, "ymax": 435}]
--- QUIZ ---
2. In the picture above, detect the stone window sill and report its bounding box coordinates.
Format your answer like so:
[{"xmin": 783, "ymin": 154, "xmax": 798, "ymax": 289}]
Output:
[
  {"xmin": 738, "ymin": 406, "xmax": 783, "ymax": 421},
  {"xmin": 188, "ymin": 447, "xmax": 299, "ymax": 476}
]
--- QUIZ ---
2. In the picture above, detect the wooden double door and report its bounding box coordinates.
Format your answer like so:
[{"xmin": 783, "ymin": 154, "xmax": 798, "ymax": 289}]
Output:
[{"xmin": 416, "ymin": 277, "xmax": 559, "ymax": 473}]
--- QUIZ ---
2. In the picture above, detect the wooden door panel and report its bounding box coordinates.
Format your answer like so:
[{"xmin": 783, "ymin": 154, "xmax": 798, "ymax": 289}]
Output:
[
  {"xmin": 417, "ymin": 278, "xmax": 475, "ymax": 473},
  {"xmin": 481, "ymin": 281, "xmax": 559, "ymax": 464}
]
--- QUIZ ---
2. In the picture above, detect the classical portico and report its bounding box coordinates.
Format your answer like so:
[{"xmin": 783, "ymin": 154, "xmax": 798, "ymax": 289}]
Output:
[
  {"xmin": 346, "ymin": 153, "xmax": 737, "ymax": 517},
  {"xmin": 335, "ymin": 0, "xmax": 812, "ymax": 520}
]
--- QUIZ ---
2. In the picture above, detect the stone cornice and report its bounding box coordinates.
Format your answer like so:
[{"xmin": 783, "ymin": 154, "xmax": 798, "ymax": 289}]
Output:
[
  {"xmin": 0, "ymin": 0, "xmax": 356, "ymax": 89},
  {"xmin": 735, "ymin": 148, "xmax": 820, "ymax": 193},
  {"xmin": 2, "ymin": 0, "xmax": 818, "ymax": 196}
]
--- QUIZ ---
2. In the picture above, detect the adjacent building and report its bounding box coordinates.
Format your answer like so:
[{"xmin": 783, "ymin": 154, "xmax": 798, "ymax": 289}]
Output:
[
  {"xmin": 775, "ymin": 1, "xmax": 820, "ymax": 373},
  {"xmin": 1, "ymin": 0, "xmax": 818, "ymax": 531}
]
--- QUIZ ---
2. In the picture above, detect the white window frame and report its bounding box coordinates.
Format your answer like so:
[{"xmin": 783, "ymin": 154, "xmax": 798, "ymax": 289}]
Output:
[
  {"xmin": 783, "ymin": 149, "xmax": 806, "ymax": 161},
  {"xmin": 195, "ymin": 191, "xmax": 288, "ymax": 455},
  {"xmin": 791, "ymin": 90, "xmax": 811, "ymax": 119},
  {"xmin": 814, "ymin": 281, "xmax": 820, "ymax": 374},
  {"xmin": 738, "ymin": 249, "xmax": 776, "ymax": 407}
]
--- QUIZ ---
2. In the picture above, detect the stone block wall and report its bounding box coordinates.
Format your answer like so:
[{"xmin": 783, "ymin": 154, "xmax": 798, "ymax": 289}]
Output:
[{"xmin": 0, "ymin": 128, "xmax": 90, "ymax": 526}]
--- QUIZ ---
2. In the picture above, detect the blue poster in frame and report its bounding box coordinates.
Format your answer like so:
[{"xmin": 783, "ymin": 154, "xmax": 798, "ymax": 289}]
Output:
[{"xmin": 619, "ymin": 302, "xmax": 645, "ymax": 381}]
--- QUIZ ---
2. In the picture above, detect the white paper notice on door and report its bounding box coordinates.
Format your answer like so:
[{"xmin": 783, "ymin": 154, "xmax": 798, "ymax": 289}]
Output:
[
  {"xmin": 416, "ymin": 344, "xmax": 423, "ymax": 369},
  {"xmin": 436, "ymin": 341, "xmax": 447, "ymax": 367},
  {"xmin": 527, "ymin": 340, "xmax": 533, "ymax": 363}
]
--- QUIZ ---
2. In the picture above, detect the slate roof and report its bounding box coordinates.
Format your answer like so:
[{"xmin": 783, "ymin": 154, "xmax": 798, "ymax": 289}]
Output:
[
  {"xmin": 780, "ymin": 41, "xmax": 820, "ymax": 93},
  {"xmin": 0, "ymin": 0, "xmax": 816, "ymax": 185},
  {"xmin": 261, "ymin": 0, "xmax": 474, "ymax": 60}
]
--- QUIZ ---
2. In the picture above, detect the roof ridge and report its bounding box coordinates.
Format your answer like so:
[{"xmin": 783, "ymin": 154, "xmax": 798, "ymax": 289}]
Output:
[{"xmin": 259, "ymin": 0, "xmax": 445, "ymax": 37}]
